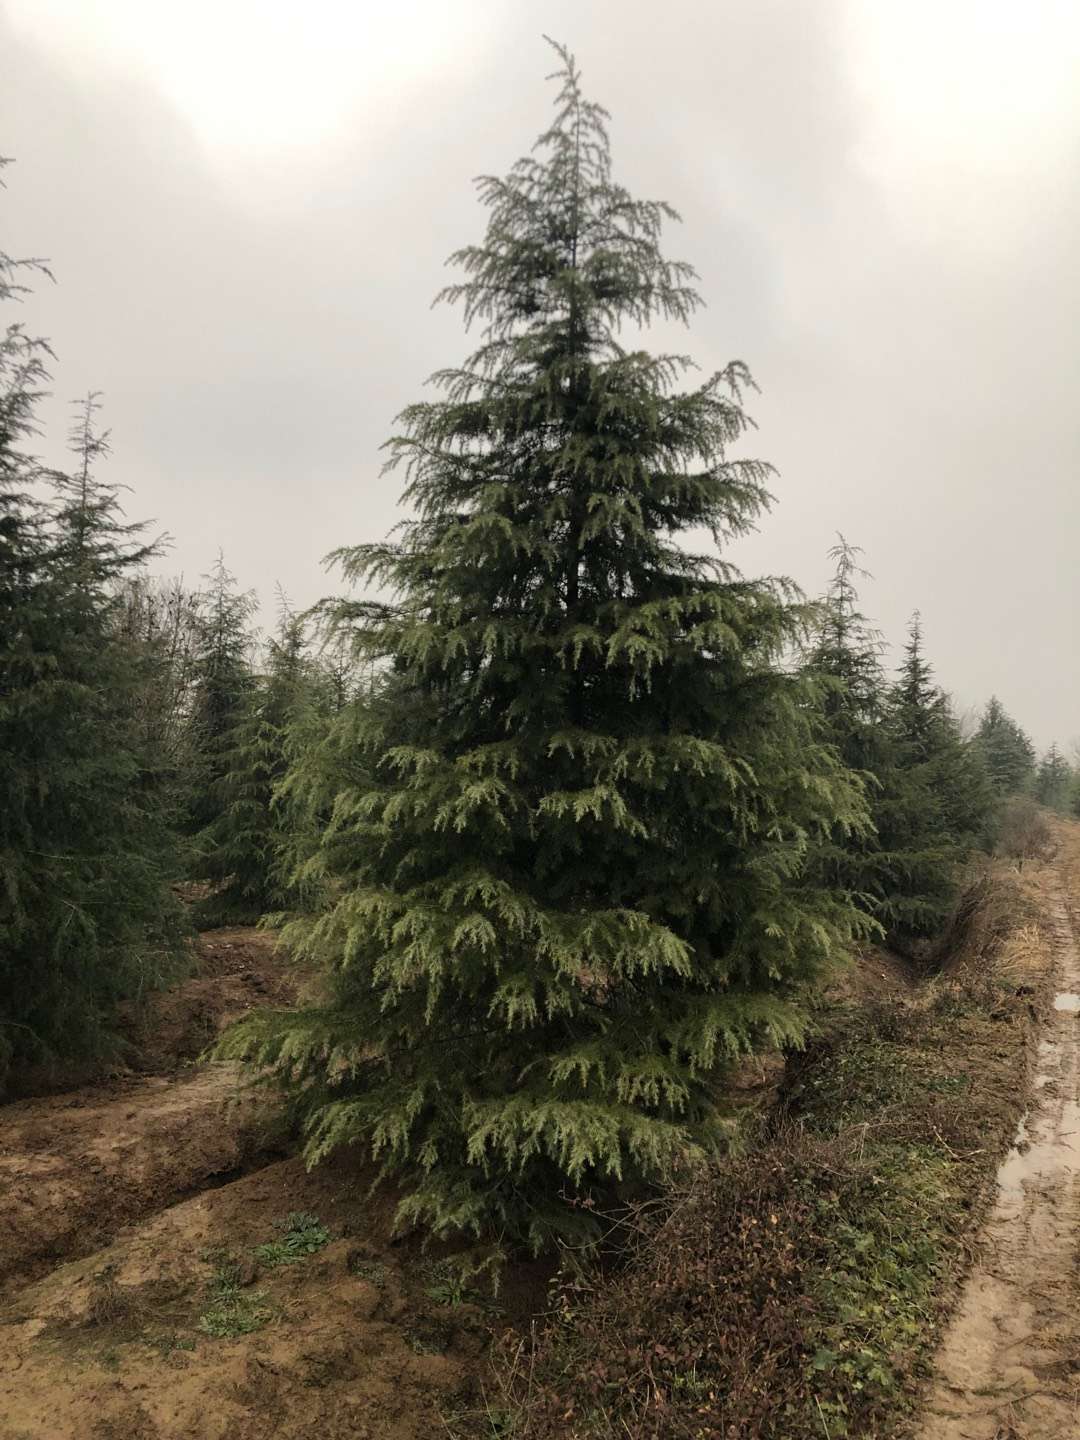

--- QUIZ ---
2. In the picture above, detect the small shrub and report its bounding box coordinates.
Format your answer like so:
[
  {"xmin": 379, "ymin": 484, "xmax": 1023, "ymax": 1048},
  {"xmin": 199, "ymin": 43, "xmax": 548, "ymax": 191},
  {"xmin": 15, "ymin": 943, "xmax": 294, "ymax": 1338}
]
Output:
[
  {"xmin": 423, "ymin": 1256, "xmax": 488, "ymax": 1308},
  {"xmin": 995, "ymin": 795, "xmax": 1054, "ymax": 862},
  {"xmin": 84, "ymin": 1266, "xmax": 145, "ymax": 1331}
]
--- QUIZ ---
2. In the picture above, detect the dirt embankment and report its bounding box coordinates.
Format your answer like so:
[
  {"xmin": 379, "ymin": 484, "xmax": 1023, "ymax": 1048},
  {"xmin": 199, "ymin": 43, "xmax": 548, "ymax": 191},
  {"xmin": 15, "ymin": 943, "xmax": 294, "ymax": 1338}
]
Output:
[
  {"xmin": 0, "ymin": 929, "xmax": 296, "ymax": 1294},
  {"xmin": 0, "ymin": 1153, "xmax": 525, "ymax": 1440},
  {"xmin": 0, "ymin": 926, "xmax": 549, "ymax": 1440}
]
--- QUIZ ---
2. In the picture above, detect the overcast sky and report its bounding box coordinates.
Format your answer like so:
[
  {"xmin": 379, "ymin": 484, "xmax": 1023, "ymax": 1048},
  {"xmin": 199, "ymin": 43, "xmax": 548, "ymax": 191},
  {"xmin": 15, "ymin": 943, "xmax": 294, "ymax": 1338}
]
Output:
[{"xmin": 2, "ymin": 0, "xmax": 1078, "ymax": 748}]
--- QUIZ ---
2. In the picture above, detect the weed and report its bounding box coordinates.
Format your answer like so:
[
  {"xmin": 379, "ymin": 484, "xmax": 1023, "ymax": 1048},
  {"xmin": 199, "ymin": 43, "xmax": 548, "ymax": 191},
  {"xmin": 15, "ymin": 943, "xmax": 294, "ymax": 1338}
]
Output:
[
  {"xmin": 423, "ymin": 1253, "xmax": 503, "ymax": 1309},
  {"xmin": 254, "ymin": 1211, "xmax": 330, "ymax": 1267},
  {"xmin": 406, "ymin": 1322, "xmax": 451, "ymax": 1356},
  {"xmin": 147, "ymin": 1332, "xmax": 196, "ymax": 1357},
  {"xmin": 347, "ymin": 1254, "xmax": 390, "ymax": 1287},
  {"xmin": 424, "ymin": 1258, "xmax": 478, "ymax": 1308},
  {"xmin": 198, "ymin": 1266, "xmax": 272, "ymax": 1339}
]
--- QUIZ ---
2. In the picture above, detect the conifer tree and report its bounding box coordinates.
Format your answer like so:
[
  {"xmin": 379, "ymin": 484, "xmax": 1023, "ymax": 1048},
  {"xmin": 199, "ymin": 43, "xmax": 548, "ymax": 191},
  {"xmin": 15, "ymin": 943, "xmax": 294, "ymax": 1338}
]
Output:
[
  {"xmin": 1, "ymin": 375, "xmax": 187, "ymax": 1084},
  {"xmin": 802, "ymin": 539, "xmax": 886, "ymax": 888},
  {"xmin": 220, "ymin": 46, "xmax": 869, "ymax": 1250},
  {"xmin": 193, "ymin": 594, "xmax": 313, "ymax": 924},
  {"xmin": 1035, "ymin": 743, "xmax": 1072, "ymax": 813},
  {"xmin": 0, "ymin": 164, "xmax": 59, "ymax": 1080},
  {"xmin": 974, "ymin": 696, "xmax": 1036, "ymax": 799},
  {"xmin": 805, "ymin": 566, "xmax": 992, "ymax": 947},
  {"xmin": 186, "ymin": 554, "xmax": 256, "ymax": 838},
  {"xmin": 875, "ymin": 615, "xmax": 992, "ymax": 945}
]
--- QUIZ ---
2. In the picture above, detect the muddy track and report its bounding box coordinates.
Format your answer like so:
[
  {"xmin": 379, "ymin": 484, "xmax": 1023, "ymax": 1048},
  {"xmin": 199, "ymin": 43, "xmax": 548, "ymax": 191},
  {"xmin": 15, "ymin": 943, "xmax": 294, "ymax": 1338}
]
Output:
[{"xmin": 919, "ymin": 870, "xmax": 1080, "ymax": 1438}]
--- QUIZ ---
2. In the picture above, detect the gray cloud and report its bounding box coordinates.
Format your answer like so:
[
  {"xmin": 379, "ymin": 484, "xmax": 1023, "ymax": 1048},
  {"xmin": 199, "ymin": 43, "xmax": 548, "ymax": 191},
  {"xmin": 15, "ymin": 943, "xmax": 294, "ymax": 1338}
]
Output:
[{"xmin": 2, "ymin": 0, "xmax": 1077, "ymax": 747}]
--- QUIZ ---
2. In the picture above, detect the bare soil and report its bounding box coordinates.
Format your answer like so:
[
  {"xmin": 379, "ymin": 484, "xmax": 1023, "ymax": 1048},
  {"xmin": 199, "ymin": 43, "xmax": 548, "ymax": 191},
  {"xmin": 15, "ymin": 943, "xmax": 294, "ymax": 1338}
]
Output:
[
  {"xmin": 918, "ymin": 837, "xmax": 1080, "ymax": 1439},
  {"xmin": 0, "ymin": 1152, "xmax": 525, "ymax": 1440},
  {"xmin": 0, "ymin": 927, "xmax": 548, "ymax": 1439},
  {"xmin": 0, "ymin": 929, "xmax": 298, "ymax": 1294}
]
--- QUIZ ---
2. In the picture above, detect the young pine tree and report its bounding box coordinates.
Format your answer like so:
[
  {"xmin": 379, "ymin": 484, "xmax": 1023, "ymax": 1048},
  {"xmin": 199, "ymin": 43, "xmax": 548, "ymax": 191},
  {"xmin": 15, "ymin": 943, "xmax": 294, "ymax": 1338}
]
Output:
[
  {"xmin": 1, "ymin": 382, "xmax": 188, "ymax": 1087},
  {"xmin": 974, "ymin": 696, "xmax": 1036, "ymax": 799},
  {"xmin": 186, "ymin": 554, "xmax": 256, "ymax": 839},
  {"xmin": 1035, "ymin": 743, "xmax": 1072, "ymax": 813},
  {"xmin": 193, "ymin": 594, "xmax": 314, "ymax": 925},
  {"xmin": 802, "ymin": 539, "xmax": 894, "ymax": 914},
  {"xmin": 875, "ymin": 614, "xmax": 993, "ymax": 946},
  {"xmin": 220, "ymin": 46, "xmax": 869, "ymax": 1251}
]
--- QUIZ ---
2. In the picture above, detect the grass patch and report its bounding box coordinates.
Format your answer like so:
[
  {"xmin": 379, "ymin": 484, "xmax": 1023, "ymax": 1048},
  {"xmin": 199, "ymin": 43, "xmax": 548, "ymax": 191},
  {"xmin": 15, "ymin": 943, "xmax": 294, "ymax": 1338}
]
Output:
[
  {"xmin": 198, "ymin": 1265, "xmax": 272, "ymax": 1339},
  {"xmin": 254, "ymin": 1212, "xmax": 330, "ymax": 1267}
]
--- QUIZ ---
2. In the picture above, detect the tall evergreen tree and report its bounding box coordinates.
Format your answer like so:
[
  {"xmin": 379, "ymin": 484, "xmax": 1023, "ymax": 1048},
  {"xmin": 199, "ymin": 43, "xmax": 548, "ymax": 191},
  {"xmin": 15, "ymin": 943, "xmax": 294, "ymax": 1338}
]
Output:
[
  {"xmin": 802, "ymin": 538, "xmax": 888, "ymax": 908},
  {"xmin": 186, "ymin": 553, "xmax": 256, "ymax": 837},
  {"xmin": 805, "ymin": 569, "xmax": 992, "ymax": 948},
  {"xmin": 875, "ymin": 615, "xmax": 993, "ymax": 945},
  {"xmin": 0, "ymin": 160, "xmax": 59, "ymax": 1080},
  {"xmin": 1035, "ymin": 743, "xmax": 1072, "ymax": 813},
  {"xmin": 193, "ymin": 593, "xmax": 314, "ymax": 924},
  {"xmin": 974, "ymin": 696, "xmax": 1036, "ymax": 799},
  {"xmin": 1, "ymin": 375, "xmax": 187, "ymax": 1085},
  {"xmin": 221, "ymin": 47, "xmax": 869, "ymax": 1251}
]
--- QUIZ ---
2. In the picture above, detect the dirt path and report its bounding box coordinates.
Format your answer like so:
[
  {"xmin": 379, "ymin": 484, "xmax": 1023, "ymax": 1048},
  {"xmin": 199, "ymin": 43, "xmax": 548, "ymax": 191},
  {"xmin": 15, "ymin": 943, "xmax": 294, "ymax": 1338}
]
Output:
[{"xmin": 918, "ymin": 873, "xmax": 1080, "ymax": 1439}]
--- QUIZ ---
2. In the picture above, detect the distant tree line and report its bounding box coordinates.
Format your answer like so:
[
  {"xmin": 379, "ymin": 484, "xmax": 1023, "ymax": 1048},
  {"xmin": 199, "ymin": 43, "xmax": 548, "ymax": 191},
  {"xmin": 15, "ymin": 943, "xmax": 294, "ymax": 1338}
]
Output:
[{"xmin": 2, "ymin": 50, "xmax": 1078, "ymax": 1256}]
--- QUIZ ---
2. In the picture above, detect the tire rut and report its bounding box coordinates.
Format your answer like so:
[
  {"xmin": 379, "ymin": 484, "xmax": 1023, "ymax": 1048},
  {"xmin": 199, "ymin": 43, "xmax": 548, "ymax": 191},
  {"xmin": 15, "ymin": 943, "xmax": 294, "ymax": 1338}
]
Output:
[{"xmin": 918, "ymin": 869, "xmax": 1080, "ymax": 1438}]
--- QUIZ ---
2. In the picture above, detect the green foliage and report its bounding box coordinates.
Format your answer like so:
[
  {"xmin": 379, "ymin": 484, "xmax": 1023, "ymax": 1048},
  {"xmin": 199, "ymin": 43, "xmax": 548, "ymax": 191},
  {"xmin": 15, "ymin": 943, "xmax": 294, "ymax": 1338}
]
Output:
[
  {"xmin": 806, "ymin": 556, "xmax": 993, "ymax": 949},
  {"xmin": 1034, "ymin": 742, "xmax": 1073, "ymax": 813},
  {"xmin": 871, "ymin": 614, "xmax": 994, "ymax": 946},
  {"xmin": 190, "ymin": 593, "xmax": 368, "ymax": 928},
  {"xmin": 222, "ymin": 44, "xmax": 869, "ymax": 1251},
  {"xmin": 974, "ymin": 695, "xmax": 1036, "ymax": 799},
  {"xmin": 0, "ymin": 239, "xmax": 188, "ymax": 1091},
  {"xmin": 198, "ymin": 1265, "xmax": 272, "ymax": 1338},
  {"xmin": 253, "ymin": 1211, "xmax": 331, "ymax": 1266},
  {"xmin": 186, "ymin": 553, "xmax": 256, "ymax": 841},
  {"xmin": 192, "ymin": 597, "xmax": 318, "ymax": 925}
]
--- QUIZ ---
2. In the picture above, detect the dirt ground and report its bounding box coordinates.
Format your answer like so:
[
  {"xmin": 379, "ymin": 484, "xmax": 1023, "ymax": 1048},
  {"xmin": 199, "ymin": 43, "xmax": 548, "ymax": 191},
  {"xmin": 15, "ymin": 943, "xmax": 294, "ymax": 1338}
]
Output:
[
  {"xmin": 0, "ymin": 929, "xmax": 298, "ymax": 1294},
  {"xmin": 0, "ymin": 1151, "xmax": 539, "ymax": 1440},
  {"xmin": 0, "ymin": 927, "xmax": 547, "ymax": 1440},
  {"xmin": 918, "ymin": 829, "xmax": 1080, "ymax": 1440}
]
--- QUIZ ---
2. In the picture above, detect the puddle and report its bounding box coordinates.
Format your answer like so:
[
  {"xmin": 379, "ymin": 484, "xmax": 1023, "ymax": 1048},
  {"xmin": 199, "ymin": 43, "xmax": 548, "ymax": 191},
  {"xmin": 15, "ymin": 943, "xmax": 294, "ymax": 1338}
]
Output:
[
  {"xmin": 995, "ymin": 1100, "xmax": 1080, "ymax": 1205},
  {"xmin": 1053, "ymin": 992, "xmax": 1080, "ymax": 1012},
  {"xmin": 1036, "ymin": 1038, "xmax": 1063, "ymax": 1088},
  {"xmin": 996, "ymin": 1112, "xmax": 1031, "ymax": 1201}
]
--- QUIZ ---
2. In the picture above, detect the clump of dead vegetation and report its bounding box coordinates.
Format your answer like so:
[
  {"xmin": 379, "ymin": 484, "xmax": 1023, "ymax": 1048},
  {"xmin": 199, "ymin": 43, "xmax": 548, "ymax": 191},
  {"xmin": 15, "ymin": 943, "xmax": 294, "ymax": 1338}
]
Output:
[
  {"xmin": 453, "ymin": 854, "xmax": 1060, "ymax": 1440},
  {"xmin": 995, "ymin": 795, "xmax": 1056, "ymax": 864}
]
